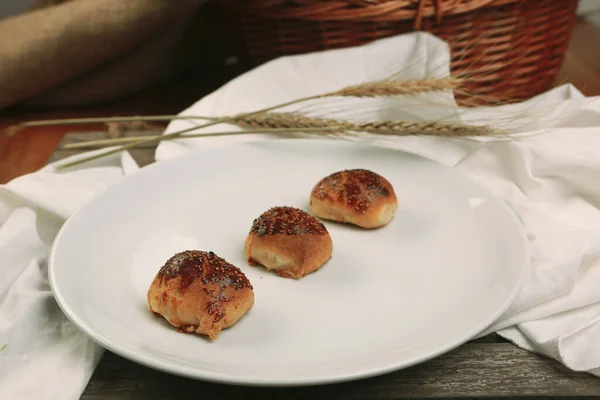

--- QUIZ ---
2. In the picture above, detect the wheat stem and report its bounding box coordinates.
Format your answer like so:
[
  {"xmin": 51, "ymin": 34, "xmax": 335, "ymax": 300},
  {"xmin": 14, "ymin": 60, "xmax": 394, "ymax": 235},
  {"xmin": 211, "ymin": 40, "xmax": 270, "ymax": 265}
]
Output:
[
  {"xmin": 6, "ymin": 77, "xmax": 462, "ymax": 138},
  {"xmin": 61, "ymin": 112, "xmax": 501, "ymax": 152},
  {"xmin": 62, "ymin": 127, "xmax": 335, "ymax": 149},
  {"xmin": 51, "ymin": 77, "xmax": 469, "ymax": 169},
  {"xmin": 53, "ymin": 95, "xmax": 326, "ymax": 170},
  {"xmin": 3, "ymin": 115, "xmax": 215, "ymax": 137},
  {"xmin": 54, "ymin": 114, "xmax": 503, "ymax": 169},
  {"xmin": 61, "ymin": 113, "xmax": 500, "ymax": 153},
  {"xmin": 5, "ymin": 93, "xmax": 322, "ymax": 138},
  {"xmin": 56, "ymin": 91, "xmax": 340, "ymax": 169}
]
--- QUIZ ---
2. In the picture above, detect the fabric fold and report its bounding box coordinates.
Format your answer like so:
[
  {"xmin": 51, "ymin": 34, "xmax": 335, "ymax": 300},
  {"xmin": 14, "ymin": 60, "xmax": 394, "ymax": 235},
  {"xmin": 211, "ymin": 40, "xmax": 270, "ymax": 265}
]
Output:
[
  {"xmin": 156, "ymin": 32, "xmax": 600, "ymax": 380},
  {"xmin": 0, "ymin": 154, "xmax": 139, "ymax": 400}
]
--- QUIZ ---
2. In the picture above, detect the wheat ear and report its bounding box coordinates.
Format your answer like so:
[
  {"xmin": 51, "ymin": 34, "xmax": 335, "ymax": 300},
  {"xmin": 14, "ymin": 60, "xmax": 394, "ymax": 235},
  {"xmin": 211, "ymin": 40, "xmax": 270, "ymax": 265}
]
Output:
[
  {"xmin": 331, "ymin": 78, "xmax": 461, "ymax": 97},
  {"xmin": 64, "ymin": 112, "xmax": 502, "ymax": 150},
  {"xmin": 234, "ymin": 113, "xmax": 499, "ymax": 137}
]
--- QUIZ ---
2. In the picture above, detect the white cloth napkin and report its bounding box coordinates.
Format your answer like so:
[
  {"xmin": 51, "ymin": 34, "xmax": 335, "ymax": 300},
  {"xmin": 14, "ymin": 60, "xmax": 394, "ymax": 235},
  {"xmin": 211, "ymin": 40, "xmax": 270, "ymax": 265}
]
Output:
[
  {"xmin": 1, "ymin": 32, "xmax": 600, "ymax": 400},
  {"xmin": 156, "ymin": 32, "xmax": 600, "ymax": 378},
  {"xmin": 0, "ymin": 152, "xmax": 138, "ymax": 400}
]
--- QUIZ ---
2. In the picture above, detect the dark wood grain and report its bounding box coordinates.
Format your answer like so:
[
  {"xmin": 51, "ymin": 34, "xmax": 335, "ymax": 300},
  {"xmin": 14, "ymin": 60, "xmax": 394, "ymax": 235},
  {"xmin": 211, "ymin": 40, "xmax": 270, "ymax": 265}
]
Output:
[
  {"xmin": 81, "ymin": 344, "xmax": 600, "ymax": 400},
  {"xmin": 555, "ymin": 18, "xmax": 600, "ymax": 96}
]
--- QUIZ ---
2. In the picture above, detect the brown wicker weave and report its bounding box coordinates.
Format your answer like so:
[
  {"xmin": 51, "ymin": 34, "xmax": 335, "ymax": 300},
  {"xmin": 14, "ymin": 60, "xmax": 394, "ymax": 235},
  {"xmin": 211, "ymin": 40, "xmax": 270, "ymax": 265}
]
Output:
[{"xmin": 216, "ymin": 0, "xmax": 579, "ymax": 106}]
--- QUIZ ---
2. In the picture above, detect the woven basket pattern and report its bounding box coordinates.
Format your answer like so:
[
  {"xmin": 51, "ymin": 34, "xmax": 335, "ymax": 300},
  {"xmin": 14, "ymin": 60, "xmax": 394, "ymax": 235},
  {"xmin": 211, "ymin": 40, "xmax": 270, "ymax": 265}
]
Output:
[{"xmin": 217, "ymin": 0, "xmax": 579, "ymax": 105}]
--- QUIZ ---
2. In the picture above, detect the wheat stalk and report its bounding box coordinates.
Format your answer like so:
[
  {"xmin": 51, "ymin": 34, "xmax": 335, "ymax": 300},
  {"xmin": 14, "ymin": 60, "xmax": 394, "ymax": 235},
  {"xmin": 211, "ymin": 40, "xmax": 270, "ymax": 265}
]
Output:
[
  {"xmin": 5, "ymin": 77, "xmax": 461, "ymax": 137},
  {"xmin": 62, "ymin": 127, "xmax": 335, "ymax": 149},
  {"xmin": 48, "ymin": 77, "xmax": 468, "ymax": 169},
  {"xmin": 2, "ymin": 115, "xmax": 211, "ymax": 137},
  {"xmin": 62, "ymin": 112, "xmax": 501, "ymax": 152}
]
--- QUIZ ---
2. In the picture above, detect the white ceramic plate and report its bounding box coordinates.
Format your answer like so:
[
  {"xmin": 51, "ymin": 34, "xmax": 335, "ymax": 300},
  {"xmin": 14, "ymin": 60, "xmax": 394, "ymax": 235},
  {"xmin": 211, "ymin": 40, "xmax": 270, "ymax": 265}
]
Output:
[{"xmin": 49, "ymin": 139, "xmax": 529, "ymax": 386}]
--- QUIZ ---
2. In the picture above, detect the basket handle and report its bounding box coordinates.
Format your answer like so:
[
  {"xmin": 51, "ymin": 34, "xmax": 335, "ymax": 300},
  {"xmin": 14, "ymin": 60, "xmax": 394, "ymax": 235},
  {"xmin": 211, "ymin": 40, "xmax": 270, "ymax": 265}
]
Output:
[{"xmin": 414, "ymin": 0, "xmax": 443, "ymax": 29}]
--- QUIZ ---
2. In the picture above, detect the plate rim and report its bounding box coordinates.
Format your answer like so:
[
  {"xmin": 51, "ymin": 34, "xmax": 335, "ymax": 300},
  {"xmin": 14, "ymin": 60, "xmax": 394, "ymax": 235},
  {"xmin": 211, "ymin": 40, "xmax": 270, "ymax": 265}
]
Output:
[{"xmin": 48, "ymin": 138, "xmax": 531, "ymax": 386}]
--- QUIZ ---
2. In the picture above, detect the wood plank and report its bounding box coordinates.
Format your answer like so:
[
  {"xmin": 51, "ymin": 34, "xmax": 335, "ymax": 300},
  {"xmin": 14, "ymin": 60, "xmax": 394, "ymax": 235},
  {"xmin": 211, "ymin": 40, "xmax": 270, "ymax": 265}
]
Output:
[
  {"xmin": 0, "ymin": 65, "xmax": 238, "ymax": 184},
  {"xmin": 81, "ymin": 343, "xmax": 600, "ymax": 399},
  {"xmin": 0, "ymin": 123, "xmax": 68, "ymax": 183},
  {"xmin": 554, "ymin": 18, "xmax": 600, "ymax": 96}
]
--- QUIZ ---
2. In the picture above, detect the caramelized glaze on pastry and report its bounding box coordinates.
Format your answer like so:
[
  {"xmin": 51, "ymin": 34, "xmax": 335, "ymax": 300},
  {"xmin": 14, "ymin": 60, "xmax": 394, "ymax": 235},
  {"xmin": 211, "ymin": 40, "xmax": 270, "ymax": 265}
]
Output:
[
  {"xmin": 244, "ymin": 206, "xmax": 333, "ymax": 279},
  {"xmin": 147, "ymin": 250, "xmax": 254, "ymax": 340},
  {"xmin": 310, "ymin": 169, "xmax": 397, "ymax": 229}
]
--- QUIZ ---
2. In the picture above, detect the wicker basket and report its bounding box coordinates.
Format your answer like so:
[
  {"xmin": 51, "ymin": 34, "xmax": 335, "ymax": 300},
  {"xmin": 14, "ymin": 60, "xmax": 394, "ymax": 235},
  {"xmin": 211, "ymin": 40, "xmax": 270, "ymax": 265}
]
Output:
[{"xmin": 216, "ymin": 0, "xmax": 579, "ymax": 105}]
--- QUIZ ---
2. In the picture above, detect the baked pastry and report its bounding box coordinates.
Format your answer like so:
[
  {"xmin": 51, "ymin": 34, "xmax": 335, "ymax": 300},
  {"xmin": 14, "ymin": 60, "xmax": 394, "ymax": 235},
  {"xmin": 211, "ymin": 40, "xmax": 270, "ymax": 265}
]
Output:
[
  {"xmin": 310, "ymin": 169, "xmax": 398, "ymax": 229},
  {"xmin": 147, "ymin": 250, "xmax": 254, "ymax": 340},
  {"xmin": 244, "ymin": 206, "xmax": 333, "ymax": 279}
]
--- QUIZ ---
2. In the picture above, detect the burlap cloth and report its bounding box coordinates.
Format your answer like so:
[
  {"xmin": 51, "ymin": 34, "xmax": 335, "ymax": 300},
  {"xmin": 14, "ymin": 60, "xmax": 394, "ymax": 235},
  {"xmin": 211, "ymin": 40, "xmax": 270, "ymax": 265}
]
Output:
[{"xmin": 0, "ymin": 0, "xmax": 222, "ymax": 109}]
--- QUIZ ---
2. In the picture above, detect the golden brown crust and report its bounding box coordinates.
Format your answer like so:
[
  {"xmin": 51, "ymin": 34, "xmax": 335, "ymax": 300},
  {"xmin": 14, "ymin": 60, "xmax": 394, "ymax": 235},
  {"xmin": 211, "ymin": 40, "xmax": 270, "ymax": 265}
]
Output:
[
  {"xmin": 310, "ymin": 169, "xmax": 398, "ymax": 229},
  {"xmin": 147, "ymin": 250, "xmax": 254, "ymax": 340},
  {"xmin": 245, "ymin": 206, "xmax": 333, "ymax": 279},
  {"xmin": 156, "ymin": 250, "xmax": 252, "ymax": 291},
  {"xmin": 249, "ymin": 206, "xmax": 329, "ymax": 236}
]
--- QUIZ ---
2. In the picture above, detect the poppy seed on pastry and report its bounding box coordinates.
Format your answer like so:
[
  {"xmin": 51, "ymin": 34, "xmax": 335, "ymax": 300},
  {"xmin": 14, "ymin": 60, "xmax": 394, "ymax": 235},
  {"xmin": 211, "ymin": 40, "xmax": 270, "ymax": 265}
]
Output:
[
  {"xmin": 310, "ymin": 169, "xmax": 397, "ymax": 229},
  {"xmin": 244, "ymin": 206, "xmax": 333, "ymax": 279},
  {"xmin": 147, "ymin": 250, "xmax": 254, "ymax": 340}
]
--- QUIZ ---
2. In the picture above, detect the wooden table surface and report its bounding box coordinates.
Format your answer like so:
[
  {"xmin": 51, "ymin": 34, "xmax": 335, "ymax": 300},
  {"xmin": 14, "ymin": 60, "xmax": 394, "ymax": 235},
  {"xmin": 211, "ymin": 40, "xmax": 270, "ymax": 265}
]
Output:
[
  {"xmin": 84, "ymin": 339, "xmax": 600, "ymax": 399},
  {"xmin": 3, "ymin": 16, "xmax": 600, "ymax": 400}
]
